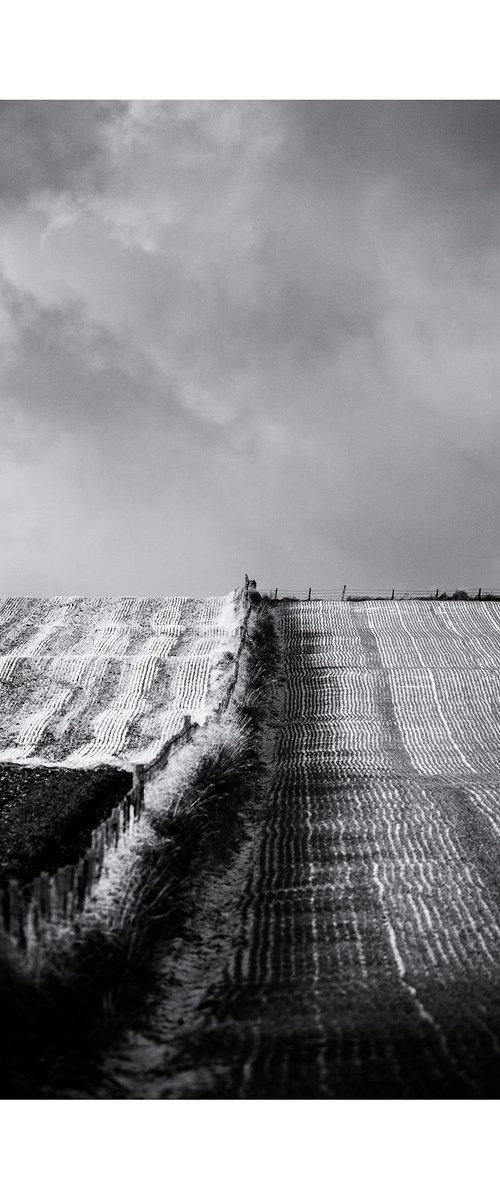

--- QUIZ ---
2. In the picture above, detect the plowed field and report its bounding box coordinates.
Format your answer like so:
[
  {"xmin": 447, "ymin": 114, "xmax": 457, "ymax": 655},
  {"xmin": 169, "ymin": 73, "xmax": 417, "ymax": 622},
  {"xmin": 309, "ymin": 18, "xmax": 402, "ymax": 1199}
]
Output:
[
  {"xmin": 110, "ymin": 600, "xmax": 500, "ymax": 1098},
  {"xmin": 0, "ymin": 594, "xmax": 238, "ymax": 768}
]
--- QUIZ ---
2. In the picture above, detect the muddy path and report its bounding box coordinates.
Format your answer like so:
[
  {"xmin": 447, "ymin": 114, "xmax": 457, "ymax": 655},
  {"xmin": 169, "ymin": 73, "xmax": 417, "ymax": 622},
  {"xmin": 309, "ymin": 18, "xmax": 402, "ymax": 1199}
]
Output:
[{"xmin": 92, "ymin": 601, "xmax": 500, "ymax": 1098}]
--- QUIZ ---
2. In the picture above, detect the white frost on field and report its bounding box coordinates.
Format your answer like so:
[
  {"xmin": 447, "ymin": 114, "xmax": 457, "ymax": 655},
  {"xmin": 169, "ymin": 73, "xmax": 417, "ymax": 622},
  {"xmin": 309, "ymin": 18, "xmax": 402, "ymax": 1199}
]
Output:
[{"xmin": 0, "ymin": 591, "xmax": 243, "ymax": 769}]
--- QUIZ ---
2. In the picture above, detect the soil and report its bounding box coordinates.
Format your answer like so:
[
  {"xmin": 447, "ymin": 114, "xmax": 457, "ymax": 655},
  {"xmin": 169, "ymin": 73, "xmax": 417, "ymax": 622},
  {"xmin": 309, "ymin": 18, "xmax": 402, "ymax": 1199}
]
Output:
[
  {"xmin": 0, "ymin": 763, "xmax": 132, "ymax": 888},
  {"xmin": 95, "ymin": 600, "xmax": 500, "ymax": 1099}
]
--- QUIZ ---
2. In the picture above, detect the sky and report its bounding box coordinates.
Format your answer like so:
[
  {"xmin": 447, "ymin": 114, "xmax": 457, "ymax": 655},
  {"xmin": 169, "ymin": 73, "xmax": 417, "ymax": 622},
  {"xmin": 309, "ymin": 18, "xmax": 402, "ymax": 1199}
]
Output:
[{"xmin": 1, "ymin": 99, "xmax": 500, "ymax": 596}]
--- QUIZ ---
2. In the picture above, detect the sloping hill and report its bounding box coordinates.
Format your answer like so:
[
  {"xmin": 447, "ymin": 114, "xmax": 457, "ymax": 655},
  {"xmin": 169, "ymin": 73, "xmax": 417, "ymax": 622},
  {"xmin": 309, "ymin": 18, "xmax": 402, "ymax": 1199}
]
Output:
[
  {"xmin": 0, "ymin": 594, "xmax": 239, "ymax": 768},
  {"xmin": 124, "ymin": 599, "xmax": 500, "ymax": 1099},
  {"xmin": 241, "ymin": 598, "xmax": 500, "ymax": 1097},
  {"xmin": 4, "ymin": 595, "xmax": 500, "ymax": 1097}
]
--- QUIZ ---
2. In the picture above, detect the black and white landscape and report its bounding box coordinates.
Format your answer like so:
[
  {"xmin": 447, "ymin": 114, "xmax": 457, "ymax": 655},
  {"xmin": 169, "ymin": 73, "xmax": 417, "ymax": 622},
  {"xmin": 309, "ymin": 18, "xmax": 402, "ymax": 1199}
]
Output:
[{"xmin": 2, "ymin": 101, "xmax": 500, "ymax": 1101}]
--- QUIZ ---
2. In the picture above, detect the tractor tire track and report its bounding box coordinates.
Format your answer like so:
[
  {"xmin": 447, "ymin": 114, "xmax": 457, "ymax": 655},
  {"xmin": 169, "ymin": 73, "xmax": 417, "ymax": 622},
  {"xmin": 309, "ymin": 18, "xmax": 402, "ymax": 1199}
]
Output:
[{"xmin": 103, "ymin": 600, "xmax": 500, "ymax": 1098}]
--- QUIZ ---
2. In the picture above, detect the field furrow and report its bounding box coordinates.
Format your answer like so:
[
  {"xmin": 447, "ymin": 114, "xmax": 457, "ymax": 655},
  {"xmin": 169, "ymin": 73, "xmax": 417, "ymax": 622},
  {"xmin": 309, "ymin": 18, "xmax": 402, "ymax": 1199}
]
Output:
[
  {"xmin": 0, "ymin": 594, "xmax": 239, "ymax": 767},
  {"xmin": 129, "ymin": 599, "xmax": 500, "ymax": 1099}
]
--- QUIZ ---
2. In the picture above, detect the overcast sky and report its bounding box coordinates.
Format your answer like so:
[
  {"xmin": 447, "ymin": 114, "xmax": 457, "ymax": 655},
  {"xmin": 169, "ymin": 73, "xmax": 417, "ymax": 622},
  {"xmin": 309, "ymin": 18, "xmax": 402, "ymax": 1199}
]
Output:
[{"xmin": 1, "ymin": 99, "xmax": 500, "ymax": 595}]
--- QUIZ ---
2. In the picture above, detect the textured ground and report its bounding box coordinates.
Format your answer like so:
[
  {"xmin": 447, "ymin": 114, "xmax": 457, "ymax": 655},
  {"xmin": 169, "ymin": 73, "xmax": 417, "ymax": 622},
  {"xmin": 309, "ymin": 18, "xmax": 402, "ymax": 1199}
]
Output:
[
  {"xmin": 0, "ymin": 764, "xmax": 131, "ymax": 888},
  {"xmin": 0, "ymin": 594, "xmax": 238, "ymax": 768},
  {"xmin": 103, "ymin": 600, "xmax": 500, "ymax": 1099}
]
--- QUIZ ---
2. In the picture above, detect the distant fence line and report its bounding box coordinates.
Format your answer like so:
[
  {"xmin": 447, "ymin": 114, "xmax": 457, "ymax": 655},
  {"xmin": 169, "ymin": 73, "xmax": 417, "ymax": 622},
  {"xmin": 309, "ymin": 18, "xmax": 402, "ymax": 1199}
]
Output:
[
  {"xmin": 0, "ymin": 587, "xmax": 251, "ymax": 953},
  {"xmin": 265, "ymin": 587, "xmax": 500, "ymax": 602}
]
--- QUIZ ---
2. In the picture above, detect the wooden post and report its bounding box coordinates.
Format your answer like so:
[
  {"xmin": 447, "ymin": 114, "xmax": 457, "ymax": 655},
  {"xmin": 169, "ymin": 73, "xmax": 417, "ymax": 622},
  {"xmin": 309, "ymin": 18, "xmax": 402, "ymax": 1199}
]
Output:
[
  {"xmin": 341, "ymin": 584, "xmax": 346, "ymax": 601},
  {"xmin": 8, "ymin": 879, "xmax": 21, "ymax": 943},
  {"xmin": 9, "ymin": 878, "xmax": 27, "ymax": 947},
  {"xmin": 40, "ymin": 872, "xmax": 50, "ymax": 921},
  {"xmin": 86, "ymin": 850, "xmax": 97, "ymax": 895},
  {"xmin": 54, "ymin": 870, "xmax": 63, "ymax": 920},
  {"xmin": 477, "ymin": 587, "xmax": 482, "ymax": 600},
  {"xmin": 132, "ymin": 764, "xmax": 145, "ymax": 817},
  {"xmin": 74, "ymin": 860, "xmax": 85, "ymax": 911},
  {"xmin": 66, "ymin": 865, "xmax": 75, "ymax": 920},
  {"xmin": 308, "ymin": 587, "xmax": 312, "ymax": 601},
  {"xmin": 96, "ymin": 825, "xmax": 106, "ymax": 870},
  {"xmin": 111, "ymin": 806, "xmax": 120, "ymax": 847},
  {"xmin": 274, "ymin": 588, "xmax": 278, "ymax": 600},
  {"xmin": 56, "ymin": 867, "xmax": 68, "ymax": 921},
  {"xmin": 391, "ymin": 588, "xmax": 395, "ymax": 600},
  {"xmin": 14, "ymin": 882, "xmax": 27, "ymax": 949},
  {"xmin": 32, "ymin": 875, "xmax": 41, "ymax": 932},
  {"xmin": 132, "ymin": 764, "xmax": 144, "ymax": 790},
  {"xmin": 435, "ymin": 588, "xmax": 439, "ymax": 600}
]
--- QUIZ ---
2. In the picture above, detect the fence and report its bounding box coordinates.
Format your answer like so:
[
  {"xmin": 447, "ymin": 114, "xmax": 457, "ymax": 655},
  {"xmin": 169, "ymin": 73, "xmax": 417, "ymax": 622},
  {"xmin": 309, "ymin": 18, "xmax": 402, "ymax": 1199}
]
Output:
[
  {"xmin": 0, "ymin": 770, "xmax": 146, "ymax": 951},
  {"xmin": 265, "ymin": 587, "xmax": 500, "ymax": 602},
  {"xmin": 0, "ymin": 587, "xmax": 251, "ymax": 953}
]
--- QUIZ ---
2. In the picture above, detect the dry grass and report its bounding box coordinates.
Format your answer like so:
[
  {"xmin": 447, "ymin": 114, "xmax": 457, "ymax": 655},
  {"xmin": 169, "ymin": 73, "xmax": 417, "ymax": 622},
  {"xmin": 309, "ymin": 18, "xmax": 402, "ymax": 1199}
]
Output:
[{"xmin": 0, "ymin": 599, "xmax": 278, "ymax": 1098}]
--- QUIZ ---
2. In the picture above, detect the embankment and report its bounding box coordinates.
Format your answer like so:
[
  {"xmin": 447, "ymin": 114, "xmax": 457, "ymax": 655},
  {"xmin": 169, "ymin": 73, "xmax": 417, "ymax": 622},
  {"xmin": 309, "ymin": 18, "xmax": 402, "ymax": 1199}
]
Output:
[{"xmin": 0, "ymin": 595, "xmax": 276, "ymax": 1098}]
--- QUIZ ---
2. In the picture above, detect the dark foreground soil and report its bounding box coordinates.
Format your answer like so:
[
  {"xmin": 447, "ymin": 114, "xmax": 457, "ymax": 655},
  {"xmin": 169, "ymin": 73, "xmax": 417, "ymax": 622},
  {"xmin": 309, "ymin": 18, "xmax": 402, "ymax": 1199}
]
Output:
[{"xmin": 0, "ymin": 763, "xmax": 131, "ymax": 888}]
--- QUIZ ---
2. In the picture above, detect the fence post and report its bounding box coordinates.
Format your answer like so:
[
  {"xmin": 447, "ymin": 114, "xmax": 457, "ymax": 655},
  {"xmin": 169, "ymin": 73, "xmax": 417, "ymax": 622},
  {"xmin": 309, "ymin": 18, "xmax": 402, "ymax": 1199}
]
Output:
[
  {"xmin": 56, "ymin": 867, "xmax": 68, "ymax": 921},
  {"xmin": 308, "ymin": 587, "xmax": 311, "ymax": 601},
  {"xmin": 435, "ymin": 588, "xmax": 439, "ymax": 600},
  {"xmin": 133, "ymin": 763, "xmax": 145, "ymax": 816},
  {"xmin": 341, "ymin": 584, "xmax": 346, "ymax": 601},
  {"xmin": 40, "ymin": 872, "xmax": 50, "ymax": 921},
  {"xmin": 132, "ymin": 764, "xmax": 144, "ymax": 790},
  {"xmin": 74, "ymin": 860, "xmax": 85, "ymax": 911},
  {"xmin": 477, "ymin": 587, "xmax": 482, "ymax": 600},
  {"xmin": 391, "ymin": 588, "xmax": 395, "ymax": 600},
  {"xmin": 85, "ymin": 849, "xmax": 97, "ymax": 896},
  {"xmin": 96, "ymin": 826, "xmax": 106, "ymax": 872},
  {"xmin": 8, "ymin": 879, "xmax": 20, "ymax": 942},
  {"xmin": 274, "ymin": 588, "xmax": 278, "ymax": 600}
]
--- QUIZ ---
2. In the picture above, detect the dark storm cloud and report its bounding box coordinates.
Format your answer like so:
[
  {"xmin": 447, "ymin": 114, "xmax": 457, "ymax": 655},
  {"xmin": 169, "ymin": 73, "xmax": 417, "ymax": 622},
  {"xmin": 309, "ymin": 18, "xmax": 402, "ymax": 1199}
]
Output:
[
  {"xmin": 287, "ymin": 99, "xmax": 500, "ymax": 185},
  {"xmin": 1, "ymin": 100, "xmax": 500, "ymax": 594},
  {"xmin": 0, "ymin": 100, "xmax": 124, "ymax": 205},
  {"xmin": 1, "ymin": 277, "xmax": 174, "ymax": 432}
]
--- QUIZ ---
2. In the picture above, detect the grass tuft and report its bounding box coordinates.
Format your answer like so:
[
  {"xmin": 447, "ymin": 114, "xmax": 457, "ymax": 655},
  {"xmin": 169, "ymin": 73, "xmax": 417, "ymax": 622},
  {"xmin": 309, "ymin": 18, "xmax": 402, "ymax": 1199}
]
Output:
[{"xmin": 0, "ymin": 599, "xmax": 278, "ymax": 1098}]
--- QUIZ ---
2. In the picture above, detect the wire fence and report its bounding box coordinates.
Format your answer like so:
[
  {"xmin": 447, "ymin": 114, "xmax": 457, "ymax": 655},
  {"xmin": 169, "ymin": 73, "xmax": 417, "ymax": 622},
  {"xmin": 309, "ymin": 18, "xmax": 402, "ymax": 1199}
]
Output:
[
  {"xmin": 264, "ymin": 587, "xmax": 500, "ymax": 601},
  {"xmin": 0, "ymin": 589, "xmax": 252, "ymax": 954}
]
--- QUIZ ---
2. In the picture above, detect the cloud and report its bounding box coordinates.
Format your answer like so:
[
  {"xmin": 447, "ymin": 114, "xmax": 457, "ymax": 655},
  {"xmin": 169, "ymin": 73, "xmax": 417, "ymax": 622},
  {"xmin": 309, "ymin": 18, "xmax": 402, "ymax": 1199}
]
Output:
[
  {"xmin": 1, "ymin": 100, "xmax": 500, "ymax": 593},
  {"xmin": 0, "ymin": 100, "xmax": 123, "ymax": 207}
]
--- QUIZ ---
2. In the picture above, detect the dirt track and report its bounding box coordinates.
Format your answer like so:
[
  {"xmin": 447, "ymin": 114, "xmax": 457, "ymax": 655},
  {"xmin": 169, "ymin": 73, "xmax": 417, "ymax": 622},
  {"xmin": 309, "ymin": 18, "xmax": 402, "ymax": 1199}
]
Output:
[{"xmin": 104, "ymin": 600, "xmax": 500, "ymax": 1098}]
